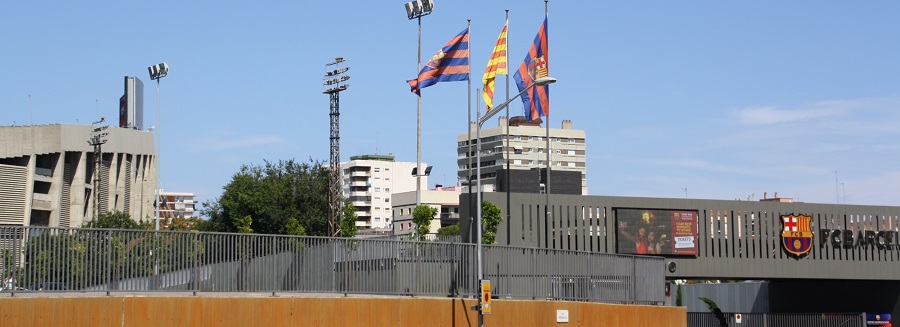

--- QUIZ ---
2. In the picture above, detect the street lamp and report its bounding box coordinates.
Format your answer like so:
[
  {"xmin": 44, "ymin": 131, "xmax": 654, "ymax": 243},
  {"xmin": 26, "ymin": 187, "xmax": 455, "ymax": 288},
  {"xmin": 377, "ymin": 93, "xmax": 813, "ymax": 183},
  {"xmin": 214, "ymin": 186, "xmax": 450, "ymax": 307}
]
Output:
[
  {"xmin": 148, "ymin": 62, "xmax": 168, "ymax": 231},
  {"xmin": 474, "ymin": 76, "xmax": 556, "ymax": 318},
  {"xmin": 404, "ymin": 0, "xmax": 434, "ymax": 217}
]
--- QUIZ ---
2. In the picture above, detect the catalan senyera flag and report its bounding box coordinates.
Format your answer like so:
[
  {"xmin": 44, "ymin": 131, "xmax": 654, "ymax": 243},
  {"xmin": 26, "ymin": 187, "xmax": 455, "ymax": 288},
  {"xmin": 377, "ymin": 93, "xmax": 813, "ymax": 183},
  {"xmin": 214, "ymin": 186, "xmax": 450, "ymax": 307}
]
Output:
[
  {"xmin": 513, "ymin": 16, "xmax": 549, "ymax": 121},
  {"xmin": 482, "ymin": 20, "xmax": 508, "ymax": 111},
  {"xmin": 407, "ymin": 27, "xmax": 470, "ymax": 95}
]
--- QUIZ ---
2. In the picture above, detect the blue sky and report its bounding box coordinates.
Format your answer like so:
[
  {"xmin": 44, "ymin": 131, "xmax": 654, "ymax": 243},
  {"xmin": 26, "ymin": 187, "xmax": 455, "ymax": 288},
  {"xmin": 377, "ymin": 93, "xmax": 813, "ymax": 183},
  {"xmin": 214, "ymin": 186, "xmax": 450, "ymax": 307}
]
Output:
[{"xmin": 3, "ymin": 1, "xmax": 899, "ymax": 208}]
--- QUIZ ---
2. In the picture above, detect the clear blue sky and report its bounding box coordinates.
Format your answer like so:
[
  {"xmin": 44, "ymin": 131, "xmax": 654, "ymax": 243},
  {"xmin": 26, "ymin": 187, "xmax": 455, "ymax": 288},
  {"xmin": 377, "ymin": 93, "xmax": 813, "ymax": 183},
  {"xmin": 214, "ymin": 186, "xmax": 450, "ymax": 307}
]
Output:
[{"xmin": 3, "ymin": 1, "xmax": 899, "ymax": 208}]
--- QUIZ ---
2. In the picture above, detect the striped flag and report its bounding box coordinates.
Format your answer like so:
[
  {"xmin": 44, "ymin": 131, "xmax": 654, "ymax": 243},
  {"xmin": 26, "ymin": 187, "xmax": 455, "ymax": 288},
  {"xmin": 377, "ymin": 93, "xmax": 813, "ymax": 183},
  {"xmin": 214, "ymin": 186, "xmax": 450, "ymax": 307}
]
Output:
[
  {"xmin": 482, "ymin": 20, "xmax": 508, "ymax": 111},
  {"xmin": 513, "ymin": 16, "xmax": 549, "ymax": 121},
  {"xmin": 407, "ymin": 27, "xmax": 470, "ymax": 95}
]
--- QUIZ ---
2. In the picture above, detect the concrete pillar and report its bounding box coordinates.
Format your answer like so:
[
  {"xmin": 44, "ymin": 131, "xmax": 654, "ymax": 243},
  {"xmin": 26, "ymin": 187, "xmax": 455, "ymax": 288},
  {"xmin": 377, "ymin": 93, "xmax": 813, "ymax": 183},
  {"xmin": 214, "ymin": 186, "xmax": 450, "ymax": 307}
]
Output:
[
  {"xmin": 70, "ymin": 151, "xmax": 87, "ymax": 227},
  {"xmin": 48, "ymin": 153, "xmax": 64, "ymax": 227},
  {"xmin": 22, "ymin": 154, "xmax": 35, "ymax": 226}
]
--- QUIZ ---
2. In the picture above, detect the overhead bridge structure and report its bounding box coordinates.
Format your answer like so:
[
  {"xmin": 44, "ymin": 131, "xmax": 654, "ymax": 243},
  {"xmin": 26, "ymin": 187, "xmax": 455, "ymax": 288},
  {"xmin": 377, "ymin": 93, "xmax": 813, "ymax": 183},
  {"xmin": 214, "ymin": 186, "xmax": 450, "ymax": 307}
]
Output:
[{"xmin": 461, "ymin": 193, "xmax": 900, "ymax": 319}]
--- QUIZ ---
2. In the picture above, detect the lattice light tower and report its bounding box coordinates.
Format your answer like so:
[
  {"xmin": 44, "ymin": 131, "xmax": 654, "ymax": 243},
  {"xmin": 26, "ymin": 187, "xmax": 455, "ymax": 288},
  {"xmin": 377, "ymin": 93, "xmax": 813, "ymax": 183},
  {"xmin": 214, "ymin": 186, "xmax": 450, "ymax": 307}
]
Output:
[
  {"xmin": 323, "ymin": 57, "xmax": 349, "ymax": 237},
  {"xmin": 88, "ymin": 118, "xmax": 108, "ymax": 221}
]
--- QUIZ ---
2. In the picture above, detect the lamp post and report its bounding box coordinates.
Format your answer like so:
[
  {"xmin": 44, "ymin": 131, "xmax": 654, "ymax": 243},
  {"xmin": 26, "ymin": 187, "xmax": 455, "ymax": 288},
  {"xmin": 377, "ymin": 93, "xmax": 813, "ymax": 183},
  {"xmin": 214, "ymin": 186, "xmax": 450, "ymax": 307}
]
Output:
[
  {"xmin": 148, "ymin": 62, "xmax": 169, "ymax": 231},
  {"xmin": 404, "ymin": 0, "xmax": 434, "ymax": 223},
  {"xmin": 475, "ymin": 76, "xmax": 556, "ymax": 323}
]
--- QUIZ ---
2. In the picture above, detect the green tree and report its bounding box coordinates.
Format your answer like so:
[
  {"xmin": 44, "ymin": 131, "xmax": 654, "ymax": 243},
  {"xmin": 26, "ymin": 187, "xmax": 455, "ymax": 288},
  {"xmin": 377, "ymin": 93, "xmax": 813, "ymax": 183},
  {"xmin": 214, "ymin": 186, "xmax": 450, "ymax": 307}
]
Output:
[
  {"xmin": 412, "ymin": 205, "xmax": 437, "ymax": 239},
  {"xmin": 481, "ymin": 201, "xmax": 502, "ymax": 244},
  {"xmin": 437, "ymin": 224, "xmax": 460, "ymax": 236},
  {"xmin": 340, "ymin": 199, "xmax": 358, "ymax": 238},
  {"xmin": 201, "ymin": 159, "xmax": 335, "ymax": 236},
  {"xmin": 675, "ymin": 284, "xmax": 683, "ymax": 306},
  {"xmin": 83, "ymin": 211, "xmax": 141, "ymax": 229}
]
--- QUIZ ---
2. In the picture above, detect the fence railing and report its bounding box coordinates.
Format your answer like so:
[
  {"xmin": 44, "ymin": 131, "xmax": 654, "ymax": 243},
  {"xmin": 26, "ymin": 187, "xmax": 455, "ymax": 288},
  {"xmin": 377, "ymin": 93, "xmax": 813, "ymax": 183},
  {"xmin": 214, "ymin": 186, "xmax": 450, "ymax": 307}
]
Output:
[
  {"xmin": 0, "ymin": 226, "xmax": 664, "ymax": 304},
  {"xmin": 687, "ymin": 312, "xmax": 867, "ymax": 327}
]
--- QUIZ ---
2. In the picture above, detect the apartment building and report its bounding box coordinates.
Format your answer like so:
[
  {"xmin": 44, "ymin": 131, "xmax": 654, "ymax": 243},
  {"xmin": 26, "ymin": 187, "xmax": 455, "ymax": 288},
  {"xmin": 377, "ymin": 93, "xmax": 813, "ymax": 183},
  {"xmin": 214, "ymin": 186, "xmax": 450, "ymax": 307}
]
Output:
[
  {"xmin": 391, "ymin": 185, "xmax": 461, "ymax": 236},
  {"xmin": 457, "ymin": 116, "xmax": 587, "ymax": 195},
  {"xmin": 341, "ymin": 154, "xmax": 426, "ymax": 229}
]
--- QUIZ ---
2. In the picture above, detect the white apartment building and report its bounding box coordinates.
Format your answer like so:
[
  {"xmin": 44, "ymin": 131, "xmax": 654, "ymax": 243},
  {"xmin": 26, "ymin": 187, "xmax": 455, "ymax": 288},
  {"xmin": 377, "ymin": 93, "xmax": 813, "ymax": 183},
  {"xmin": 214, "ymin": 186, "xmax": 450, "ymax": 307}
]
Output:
[
  {"xmin": 392, "ymin": 185, "xmax": 461, "ymax": 236},
  {"xmin": 159, "ymin": 190, "xmax": 196, "ymax": 219},
  {"xmin": 341, "ymin": 154, "xmax": 426, "ymax": 230},
  {"xmin": 0, "ymin": 124, "xmax": 156, "ymax": 227},
  {"xmin": 457, "ymin": 117, "xmax": 587, "ymax": 194}
]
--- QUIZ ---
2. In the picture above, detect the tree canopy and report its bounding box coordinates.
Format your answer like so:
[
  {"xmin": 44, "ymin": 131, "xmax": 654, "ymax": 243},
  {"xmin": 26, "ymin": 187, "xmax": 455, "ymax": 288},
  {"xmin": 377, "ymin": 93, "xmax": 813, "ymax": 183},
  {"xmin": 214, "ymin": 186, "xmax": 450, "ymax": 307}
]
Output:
[
  {"xmin": 481, "ymin": 201, "xmax": 502, "ymax": 244},
  {"xmin": 200, "ymin": 159, "xmax": 356, "ymax": 237},
  {"xmin": 412, "ymin": 205, "xmax": 437, "ymax": 238}
]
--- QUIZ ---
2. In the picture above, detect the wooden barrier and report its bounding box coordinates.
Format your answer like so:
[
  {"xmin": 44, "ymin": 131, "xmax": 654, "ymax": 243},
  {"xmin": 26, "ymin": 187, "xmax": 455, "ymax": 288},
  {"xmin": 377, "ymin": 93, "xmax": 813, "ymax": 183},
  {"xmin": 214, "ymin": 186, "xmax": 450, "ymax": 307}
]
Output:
[{"xmin": 0, "ymin": 296, "xmax": 685, "ymax": 327}]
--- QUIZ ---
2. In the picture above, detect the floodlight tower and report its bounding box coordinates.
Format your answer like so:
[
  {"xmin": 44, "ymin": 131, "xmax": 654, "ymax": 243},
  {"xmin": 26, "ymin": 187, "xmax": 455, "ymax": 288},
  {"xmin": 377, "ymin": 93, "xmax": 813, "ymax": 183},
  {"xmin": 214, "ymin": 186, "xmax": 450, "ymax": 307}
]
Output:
[
  {"xmin": 404, "ymin": 0, "xmax": 434, "ymax": 211},
  {"xmin": 324, "ymin": 57, "xmax": 350, "ymax": 237},
  {"xmin": 88, "ymin": 117, "xmax": 108, "ymax": 221},
  {"xmin": 148, "ymin": 62, "xmax": 169, "ymax": 230}
]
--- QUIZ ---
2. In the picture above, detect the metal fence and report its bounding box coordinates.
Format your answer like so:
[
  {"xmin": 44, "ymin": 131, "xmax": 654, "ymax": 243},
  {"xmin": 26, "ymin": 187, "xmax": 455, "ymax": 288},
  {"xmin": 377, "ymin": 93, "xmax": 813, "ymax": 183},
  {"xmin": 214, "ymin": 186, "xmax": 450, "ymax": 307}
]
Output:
[
  {"xmin": 0, "ymin": 226, "xmax": 664, "ymax": 304},
  {"xmin": 687, "ymin": 312, "xmax": 867, "ymax": 327}
]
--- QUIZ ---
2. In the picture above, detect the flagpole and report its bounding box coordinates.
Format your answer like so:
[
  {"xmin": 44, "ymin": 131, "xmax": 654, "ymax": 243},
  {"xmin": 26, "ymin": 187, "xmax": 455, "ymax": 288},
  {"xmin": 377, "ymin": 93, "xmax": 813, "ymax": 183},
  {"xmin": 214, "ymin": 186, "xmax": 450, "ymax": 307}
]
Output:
[
  {"xmin": 544, "ymin": 0, "xmax": 551, "ymax": 236},
  {"xmin": 416, "ymin": 14, "xmax": 423, "ymax": 230},
  {"xmin": 504, "ymin": 10, "xmax": 511, "ymax": 246},
  {"xmin": 467, "ymin": 19, "xmax": 475, "ymax": 248}
]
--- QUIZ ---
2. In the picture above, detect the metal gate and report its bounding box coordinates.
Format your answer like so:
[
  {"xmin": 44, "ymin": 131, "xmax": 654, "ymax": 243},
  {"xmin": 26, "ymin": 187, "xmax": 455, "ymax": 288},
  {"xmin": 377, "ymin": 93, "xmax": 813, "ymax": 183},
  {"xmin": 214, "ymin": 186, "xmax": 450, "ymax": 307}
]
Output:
[{"xmin": 687, "ymin": 312, "xmax": 866, "ymax": 327}]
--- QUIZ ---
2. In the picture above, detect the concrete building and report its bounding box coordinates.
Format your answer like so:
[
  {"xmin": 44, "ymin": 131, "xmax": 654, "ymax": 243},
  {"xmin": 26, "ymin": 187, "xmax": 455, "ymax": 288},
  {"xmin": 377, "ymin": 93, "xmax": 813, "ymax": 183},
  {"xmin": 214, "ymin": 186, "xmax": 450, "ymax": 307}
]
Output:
[
  {"xmin": 457, "ymin": 116, "xmax": 587, "ymax": 195},
  {"xmin": 159, "ymin": 190, "xmax": 196, "ymax": 219},
  {"xmin": 392, "ymin": 185, "xmax": 461, "ymax": 236},
  {"xmin": 0, "ymin": 124, "xmax": 156, "ymax": 227},
  {"xmin": 341, "ymin": 154, "xmax": 426, "ymax": 230}
]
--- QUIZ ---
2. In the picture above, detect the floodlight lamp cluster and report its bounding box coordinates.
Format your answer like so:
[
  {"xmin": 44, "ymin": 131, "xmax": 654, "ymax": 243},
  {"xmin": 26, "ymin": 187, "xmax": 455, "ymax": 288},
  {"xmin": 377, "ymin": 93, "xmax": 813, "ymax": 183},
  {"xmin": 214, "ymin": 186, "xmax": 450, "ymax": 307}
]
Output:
[
  {"xmin": 323, "ymin": 58, "xmax": 350, "ymax": 94},
  {"xmin": 411, "ymin": 166, "xmax": 432, "ymax": 177},
  {"xmin": 404, "ymin": 0, "xmax": 434, "ymax": 20},
  {"xmin": 148, "ymin": 63, "xmax": 169, "ymax": 80}
]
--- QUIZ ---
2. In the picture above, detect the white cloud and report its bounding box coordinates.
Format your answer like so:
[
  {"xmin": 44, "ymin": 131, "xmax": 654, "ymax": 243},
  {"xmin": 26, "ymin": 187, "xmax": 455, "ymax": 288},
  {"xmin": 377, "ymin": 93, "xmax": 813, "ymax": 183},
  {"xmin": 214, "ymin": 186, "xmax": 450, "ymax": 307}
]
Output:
[{"xmin": 734, "ymin": 105, "xmax": 841, "ymax": 125}]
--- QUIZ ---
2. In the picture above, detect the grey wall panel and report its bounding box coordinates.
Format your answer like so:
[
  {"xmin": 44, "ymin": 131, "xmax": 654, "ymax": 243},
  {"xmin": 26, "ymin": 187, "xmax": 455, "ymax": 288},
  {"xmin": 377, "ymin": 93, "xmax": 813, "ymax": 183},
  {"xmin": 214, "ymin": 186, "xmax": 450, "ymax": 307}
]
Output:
[{"xmin": 462, "ymin": 192, "xmax": 900, "ymax": 281}]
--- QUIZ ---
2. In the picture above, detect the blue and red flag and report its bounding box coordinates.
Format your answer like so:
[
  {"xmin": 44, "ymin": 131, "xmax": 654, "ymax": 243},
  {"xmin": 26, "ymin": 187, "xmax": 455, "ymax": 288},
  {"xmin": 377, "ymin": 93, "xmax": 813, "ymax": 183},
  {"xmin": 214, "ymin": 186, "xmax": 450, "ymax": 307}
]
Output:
[
  {"xmin": 513, "ymin": 16, "xmax": 549, "ymax": 122},
  {"xmin": 407, "ymin": 28, "xmax": 470, "ymax": 95}
]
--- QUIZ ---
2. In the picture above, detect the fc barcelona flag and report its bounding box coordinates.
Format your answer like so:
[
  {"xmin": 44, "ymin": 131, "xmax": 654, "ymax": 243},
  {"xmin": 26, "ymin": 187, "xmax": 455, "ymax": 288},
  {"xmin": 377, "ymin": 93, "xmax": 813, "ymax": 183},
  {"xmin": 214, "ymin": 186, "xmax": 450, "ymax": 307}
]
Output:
[
  {"xmin": 513, "ymin": 16, "xmax": 549, "ymax": 122},
  {"xmin": 407, "ymin": 27, "xmax": 470, "ymax": 95}
]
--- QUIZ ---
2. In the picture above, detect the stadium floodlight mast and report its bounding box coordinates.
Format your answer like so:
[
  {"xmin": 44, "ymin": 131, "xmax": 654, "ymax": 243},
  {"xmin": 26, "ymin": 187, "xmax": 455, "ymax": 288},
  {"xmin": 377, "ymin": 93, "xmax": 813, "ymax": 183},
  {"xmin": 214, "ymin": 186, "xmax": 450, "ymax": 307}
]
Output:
[
  {"xmin": 148, "ymin": 62, "xmax": 169, "ymax": 231},
  {"xmin": 404, "ymin": 0, "xmax": 434, "ymax": 236},
  {"xmin": 474, "ymin": 76, "xmax": 556, "ymax": 324}
]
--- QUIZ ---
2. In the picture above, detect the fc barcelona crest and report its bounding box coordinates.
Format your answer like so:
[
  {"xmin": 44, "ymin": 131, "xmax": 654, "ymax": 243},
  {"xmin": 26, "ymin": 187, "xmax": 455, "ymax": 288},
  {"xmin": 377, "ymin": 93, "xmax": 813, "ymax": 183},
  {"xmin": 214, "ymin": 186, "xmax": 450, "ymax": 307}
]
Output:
[{"xmin": 781, "ymin": 214, "xmax": 813, "ymax": 257}]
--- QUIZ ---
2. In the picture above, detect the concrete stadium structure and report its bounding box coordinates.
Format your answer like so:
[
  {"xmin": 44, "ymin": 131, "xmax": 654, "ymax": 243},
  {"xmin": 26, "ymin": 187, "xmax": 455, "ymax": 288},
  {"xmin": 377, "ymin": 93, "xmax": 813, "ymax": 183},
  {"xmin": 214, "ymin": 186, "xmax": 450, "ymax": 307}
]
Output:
[{"xmin": 0, "ymin": 124, "xmax": 155, "ymax": 227}]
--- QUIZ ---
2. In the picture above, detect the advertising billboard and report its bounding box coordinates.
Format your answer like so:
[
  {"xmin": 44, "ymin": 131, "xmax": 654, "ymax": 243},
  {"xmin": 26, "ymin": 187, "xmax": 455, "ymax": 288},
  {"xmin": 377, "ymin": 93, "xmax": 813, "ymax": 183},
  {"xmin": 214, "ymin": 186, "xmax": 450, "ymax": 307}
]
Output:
[{"xmin": 616, "ymin": 208, "xmax": 698, "ymax": 256}]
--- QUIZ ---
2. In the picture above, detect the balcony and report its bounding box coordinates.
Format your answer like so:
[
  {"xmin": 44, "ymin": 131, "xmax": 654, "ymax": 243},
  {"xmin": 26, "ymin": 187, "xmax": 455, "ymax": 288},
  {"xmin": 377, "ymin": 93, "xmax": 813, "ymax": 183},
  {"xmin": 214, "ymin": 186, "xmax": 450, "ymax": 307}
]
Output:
[
  {"xmin": 350, "ymin": 181, "xmax": 370, "ymax": 187},
  {"xmin": 350, "ymin": 170, "xmax": 371, "ymax": 177},
  {"xmin": 349, "ymin": 190, "xmax": 370, "ymax": 197}
]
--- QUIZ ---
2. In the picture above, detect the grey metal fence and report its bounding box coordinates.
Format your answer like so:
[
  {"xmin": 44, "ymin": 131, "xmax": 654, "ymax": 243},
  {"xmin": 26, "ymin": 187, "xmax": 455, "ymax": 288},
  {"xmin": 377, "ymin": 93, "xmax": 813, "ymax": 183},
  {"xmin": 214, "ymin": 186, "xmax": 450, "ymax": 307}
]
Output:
[
  {"xmin": 0, "ymin": 226, "xmax": 663, "ymax": 304},
  {"xmin": 687, "ymin": 312, "xmax": 867, "ymax": 327}
]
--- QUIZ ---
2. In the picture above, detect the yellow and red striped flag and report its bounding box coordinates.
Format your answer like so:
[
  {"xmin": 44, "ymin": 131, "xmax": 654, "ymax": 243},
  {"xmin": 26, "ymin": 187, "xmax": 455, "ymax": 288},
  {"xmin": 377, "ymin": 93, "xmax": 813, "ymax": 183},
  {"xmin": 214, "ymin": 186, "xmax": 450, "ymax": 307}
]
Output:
[{"xmin": 482, "ymin": 20, "xmax": 508, "ymax": 111}]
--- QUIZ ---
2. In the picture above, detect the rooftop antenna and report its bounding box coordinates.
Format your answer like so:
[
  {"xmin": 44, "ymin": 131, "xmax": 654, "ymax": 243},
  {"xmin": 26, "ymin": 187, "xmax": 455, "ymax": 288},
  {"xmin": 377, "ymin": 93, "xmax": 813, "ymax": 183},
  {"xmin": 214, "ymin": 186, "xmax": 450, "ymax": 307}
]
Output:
[
  {"xmin": 29, "ymin": 95, "xmax": 32, "ymax": 125},
  {"xmin": 682, "ymin": 187, "xmax": 688, "ymax": 198}
]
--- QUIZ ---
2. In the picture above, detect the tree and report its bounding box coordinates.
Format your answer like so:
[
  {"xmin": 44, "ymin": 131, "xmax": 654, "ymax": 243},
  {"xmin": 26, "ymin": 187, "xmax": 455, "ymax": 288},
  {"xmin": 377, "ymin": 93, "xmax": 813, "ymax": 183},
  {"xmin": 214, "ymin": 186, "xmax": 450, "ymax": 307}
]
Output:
[
  {"xmin": 676, "ymin": 284, "xmax": 683, "ymax": 306},
  {"xmin": 481, "ymin": 201, "xmax": 502, "ymax": 244},
  {"xmin": 699, "ymin": 297, "xmax": 727, "ymax": 327},
  {"xmin": 168, "ymin": 216, "xmax": 203, "ymax": 231},
  {"xmin": 340, "ymin": 199, "xmax": 358, "ymax": 238},
  {"xmin": 437, "ymin": 224, "xmax": 460, "ymax": 236},
  {"xmin": 412, "ymin": 205, "xmax": 437, "ymax": 239},
  {"xmin": 83, "ymin": 211, "xmax": 143, "ymax": 229},
  {"xmin": 201, "ymin": 159, "xmax": 336, "ymax": 236}
]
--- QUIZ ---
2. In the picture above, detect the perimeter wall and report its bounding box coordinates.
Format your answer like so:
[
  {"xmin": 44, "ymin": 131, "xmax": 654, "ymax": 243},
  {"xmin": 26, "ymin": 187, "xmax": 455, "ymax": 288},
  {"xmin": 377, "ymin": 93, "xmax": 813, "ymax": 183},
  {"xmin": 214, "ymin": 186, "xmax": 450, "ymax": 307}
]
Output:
[{"xmin": 0, "ymin": 296, "xmax": 685, "ymax": 327}]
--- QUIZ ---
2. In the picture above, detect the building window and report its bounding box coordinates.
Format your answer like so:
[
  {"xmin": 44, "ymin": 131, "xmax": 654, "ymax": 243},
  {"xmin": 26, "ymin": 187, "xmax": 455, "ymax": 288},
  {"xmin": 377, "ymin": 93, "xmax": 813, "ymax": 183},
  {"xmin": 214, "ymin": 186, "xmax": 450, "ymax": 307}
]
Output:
[
  {"xmin": 375, "ymin": 218, "xmax": 381, "ymax": 222},
  {"xmin": 374, "ymin": 187, "xmax": 381, "ymax": 192},
  {"xmin": 374, "ymin": 168, "xmax": 380, "ymax": 172},
  {"xmin": 556, "ymin": 149, "xmax": 561, "ymax": 154},
  {"xmin": 385, "ymin": 188, "xmax": 390, "ymax": 192},
  {"xmin": 385, "ymin": 198, "xmax": 390, "ymax": 203},
  {"xmin": 514, "ymin": 136, "xmax": 521, "ymax": 140}
]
